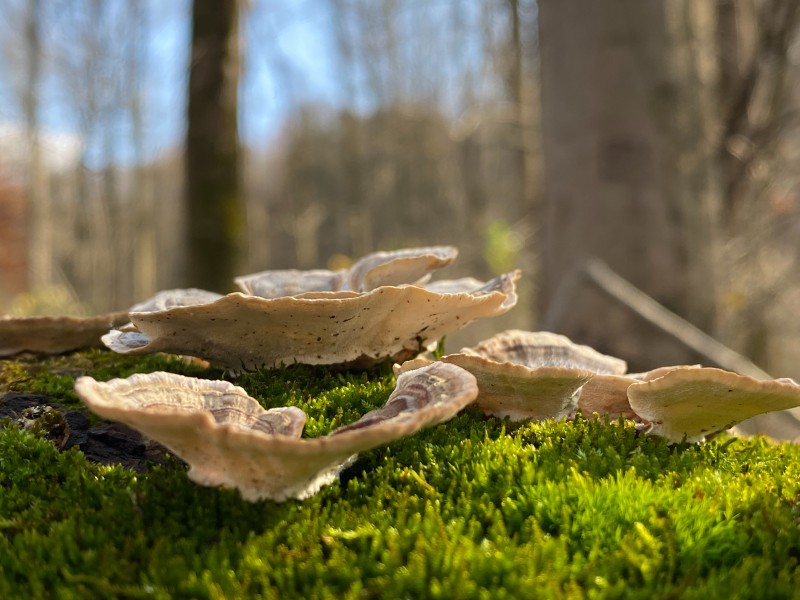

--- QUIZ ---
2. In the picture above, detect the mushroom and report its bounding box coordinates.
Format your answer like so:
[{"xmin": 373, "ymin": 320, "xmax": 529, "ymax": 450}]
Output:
[
  {"xmin": 397, "ymin": 330, "xmax": 626, "ymax": 421},
  {"xmin": 74, "ymin": 362, "xmax": 478, "ymax": 502},
  {"xmin": 463, "ymin": 330, "xmax": 627, "ymax": 374},
  {"xmin": 346, "ymin": 246, "xmax": 459, "ymax": 291},
  {"xmin": 235, "ymin": 246, "xmax": 458, "ymax": 298},
  {"xmin": 422, "ymin": 277, "xmax": 485, "ymax": 294},
  {"xmin": 627, "ymin": 366, "xmax": 800, "ymax": 442},
  {"xmin": 576, "ymin": 374, "xmax": 640, "ymax": 421},
  {"xmin": 127, "ymin": 288, "xmax": 223, "ymax": 312},
  {"xmin": 0, "ymin": 311, "xmax": 130, "ymax": 357},
  {"xmin": 576, "ymin": 366, "xmax": 700, "ymax": 421},
  {"xmin": 102, "ymin": 271, "xmax": 520, "ymax": 371}
]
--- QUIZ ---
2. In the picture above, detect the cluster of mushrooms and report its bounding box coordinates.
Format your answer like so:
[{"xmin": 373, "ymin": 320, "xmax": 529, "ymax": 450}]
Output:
[{"xmin": 3, "ymin": 246, "xmax": 800, "ymax": 502}]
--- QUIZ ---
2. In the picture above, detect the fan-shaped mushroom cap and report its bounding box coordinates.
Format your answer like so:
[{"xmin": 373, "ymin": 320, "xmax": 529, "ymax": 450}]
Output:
[
  {"xmin": 627, "ymin": 367, "xmax": 800, "ymax": 443},
  {"xmin": 235, "ymin": 269, "xmax": 347, "ymax": 298},
  {"xmin": 346, "ymin": 246, "xmax": 458, "ymax": 291},
  {"xmin": 235, "ymin": 246, "xmax": 458, "ymax": 298},
  {"xmin": 75, "ymin": 362, "xmax": 477, "ymax": 502},
  {"xmin": 422, "ymin": 277, "xmax": 485, "ymax": 294},
  {"xmin": 398, "ymin": 355, "xmax": 592, "ymax": 421},
  {"xmin": 397, "ymin": 330, "xmax": 625, "ymax": 421},
  {"xmin": 128, "ymin": 288, "xmax": 223, "ymax": 312},
  {"xmin": 0, "ymin": 311, "xmax": 129, "ymax": 357},
  {"xmin": 102, "ymin": 271, "xmax": 520, "ymax": 371},
  {"xmin": 456, "ymin": 356, "xmax": 592, "ymax": 421},
  {"xmin": 626, "ymin": 365, "xmax": 702, "ymax": 381},
  {"xmin": 577, "ymin": 375, "xmax": 640, "ymax": 420},
  {"xmin": 463, "ymin": 330, "xmax": 627, "ymax": 374},
  {"xmin": 577, "ymin": 366, "xmax": 698, "ymax": 421}
]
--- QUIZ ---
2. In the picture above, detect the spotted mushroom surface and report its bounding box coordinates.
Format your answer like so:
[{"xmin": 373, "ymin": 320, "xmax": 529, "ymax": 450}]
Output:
[
  {"xmin": 75, "ymin": 362, "xmax": 478, "ymax": 502},
  {"xmin": 102, "ymin": 271, "xmax": 520, "ymax": 371},
  {"xmin": 627, "ymin": 367, "xmax": 800, "ymax": 443}
]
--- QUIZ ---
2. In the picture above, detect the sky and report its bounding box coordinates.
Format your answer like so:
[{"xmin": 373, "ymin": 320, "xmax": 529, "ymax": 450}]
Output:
[
  {"xmin": 0, "ymin": 0, "xmax": 493, "ymax": 170},
  {"xmin": 0, "ymin": 0, "xmax": 346, "ymax": 169}
]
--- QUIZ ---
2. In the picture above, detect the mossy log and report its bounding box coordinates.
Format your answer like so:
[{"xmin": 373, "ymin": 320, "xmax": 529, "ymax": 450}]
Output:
[{"xmin": 1, "ymin": 350, "xmax": 799, "ymax": 598}]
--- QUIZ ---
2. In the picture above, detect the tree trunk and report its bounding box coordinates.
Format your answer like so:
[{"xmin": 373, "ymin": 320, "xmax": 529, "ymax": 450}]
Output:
[
  {"xmin": 537, "ymin": 0, "xmax": 722, "ymax": 368},
  {"xmin": 185, "ymin": 0, "xmax": 242, "ymax": 292},
  {"xmin": 24, "ymin": 0, "xmax": 51, "ymax": 291}
]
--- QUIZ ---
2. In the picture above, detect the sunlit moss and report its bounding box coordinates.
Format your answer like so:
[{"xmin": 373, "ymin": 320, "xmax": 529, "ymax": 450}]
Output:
[{"xmin": 1, "ymin": 349, "xmax": 799, "ymax": 598}]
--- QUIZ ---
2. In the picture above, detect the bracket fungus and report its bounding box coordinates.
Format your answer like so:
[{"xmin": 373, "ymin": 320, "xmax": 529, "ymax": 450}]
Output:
[
  {"xmin": 234, "ymin": 246, "xmax": 458, "ymax": 298},
  {"xmin": 398, "ymin": 330, "xmax": 626, "ymax": 421},
  {"xmin": 127, "ymin": 288, "xmax": 224, "ymax": 313},
  {"xmin": 74, "ymin": 362, "xmax": 478, "ymax": 502},
  {"xmin": 575, "ymin": 366, "xmax": 701, "ymax": 422},
  {"xmin": 0, "ymin": 312, "xmax": 130, "ymax": 357},
  {"xmin": 626, "ymin": 366, "xmax": 800, "ymax": 443},
  {"xmin": 102, "ymin": 271, "xmax": 520, "ymax": 371},
  {"xmin": 576, "ymin": 374, "xmax": 641, "ymax": 421},
  {"xmin": 422, "ymin": 277, "xmax": 485, "ymax": 294},
  {"xmin": 462, "ymin": 330, "xmax": 628, "ymax": 374}
]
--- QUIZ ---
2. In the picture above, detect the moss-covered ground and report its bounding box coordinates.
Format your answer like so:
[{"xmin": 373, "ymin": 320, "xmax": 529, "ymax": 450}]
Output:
[{"xmin": 1, "ymin": 350, "xmax": 799, "ymax": 599}]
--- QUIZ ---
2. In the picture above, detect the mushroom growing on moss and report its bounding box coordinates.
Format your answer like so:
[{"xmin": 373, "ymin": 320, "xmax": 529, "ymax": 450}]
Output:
[
  {"xmin": 103, "ymin": 271, "xmax": 520, "ymax": 371},
  {"xmin": 75, "ymin": 361, "xmax": 478, "ymax": 501},
  {"xmin": 235, "ymin": 246, "xmax": 458, "ymax": 298},
  {"xmin": 397, "ymin": 330, "xmax": 626, "ymax": 421},
  {"xmin": 576, "ymin": 366, "xmax": 701, "ymax": 422},
  {"xmin": 0, "ymin": 312, "xmax": 130, "ymax": 357},
  {"xmin": 627, "ymin": 366, "xmax": 800, "ymax": 443}
]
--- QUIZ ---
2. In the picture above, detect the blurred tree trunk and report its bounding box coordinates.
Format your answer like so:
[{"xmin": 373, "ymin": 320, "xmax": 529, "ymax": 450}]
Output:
[
  {"xmin": 717, "ymin": 0, "xmax": 800, "ymax": 223},
  {"xmin": 185, "ymin": 0, "xmax": 242, "ymax": 292},
  {"xmin": 537, "ymin": 0, "xmax": 722, "ymax": 369},
  {"xmin": 130, "ymin": 1, "xmax": 156, "ymax": 303},
  {"xmin": 24, "ymin": 0, "xmax": 50, "ymax": 290},
  {"xmin": 713, "ymin": 0, "xmax": 800, "ymax": 369},
  {"xmin": 504, "ymin": 0, "xmax": 536, "ymax": 223}
]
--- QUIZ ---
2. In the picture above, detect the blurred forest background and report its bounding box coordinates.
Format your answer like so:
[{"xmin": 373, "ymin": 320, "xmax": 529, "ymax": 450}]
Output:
[{"xmin": 1, "ymin": 0, "xmax": 800, "ymax": 377}]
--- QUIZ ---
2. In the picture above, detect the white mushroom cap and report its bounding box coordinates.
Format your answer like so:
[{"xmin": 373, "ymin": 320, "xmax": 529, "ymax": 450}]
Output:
[
  {"xmin": 395, "ymin": 329, "xmax": 619, "ymax": 422},
  {"xmin": 627, "ymin": 366, "xmax": 800, "ymax": 443},
  {"xmin": 577, "ymin": 374, "xmax": 640, "ymax": 421},
  {"xmin": 235, "ymin": 246, "xmax": 458, "ymax": 298},
  {"xmin": 102, "ymin": 271, "xmax": 520, "ymax": 371},
  {"xmin": 129, "ymin": 288, "xmax": 223, "ymax": 313},
  {"xmin": 346, "ymin": 246, "xmax": 458, "ymax": 291},
  {"xmin": 397, "ymin": 355, "xmax": 592, "ymax": 421},
  {"xmin": 461, "ymin": 330, "xmax": 627, "ymax": 374},
  {"xmin": 0, "ymin": 311, "xmax": 129, "ymax": 356},
  {"xmin": 422, "ymin": 277, "xmax": 485, "ymax": 294},
  {"xmin": 75, "ymin": 362, "xmax": 477, "ymax": 502},
  {"xmin": 576, "ymin": 366, "xmax": 699, "ymax": 421},
  {"xmin": 626, "ymin": 365, "xmax": 702, "ymax": 381},
  {"xmin": 446, "ymin": 355, "xmax": 593, "ymax": 421},
  {"xmin": 234, "ymin": 269, "xmax": 347, "ymax": 299}
]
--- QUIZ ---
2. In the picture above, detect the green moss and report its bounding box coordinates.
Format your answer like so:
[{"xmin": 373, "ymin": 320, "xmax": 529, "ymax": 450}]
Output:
[
  {"xmin": 1, "ymin": 350, "xmax": 800, "ymax": 598},
  {"xmin": 0, "ymin": 350, "xmax": 214, "ymax": 410}
]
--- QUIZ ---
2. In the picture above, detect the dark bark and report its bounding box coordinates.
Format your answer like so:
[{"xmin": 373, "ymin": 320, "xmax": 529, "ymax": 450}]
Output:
[
  {"xmin": 1, "ymin": 393, "xmax": 176, "ymax": 473},
  {"xmin": 185, "ymin": 0, "xmax": 242, "ymax": 292}
]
